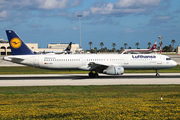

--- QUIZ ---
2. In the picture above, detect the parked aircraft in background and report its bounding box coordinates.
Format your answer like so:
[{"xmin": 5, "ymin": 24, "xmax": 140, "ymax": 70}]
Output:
[
  {"xmin": 75, "ymin": 48, "xmax": 84, "ymax": 54},
  {"xmin": 122, "ymin": 42, "xmax": 157, "ymax": 54},
  {"xmin": 3, "ymin": 30, "xmax": 177, "ymax": 77},
  {"xmin": 0, "ymin": 38, "xmax": 8, "ymax": 43},
  {"xmin": 35, "ymin": 42, "xmax": 72, "ymax": 54}
]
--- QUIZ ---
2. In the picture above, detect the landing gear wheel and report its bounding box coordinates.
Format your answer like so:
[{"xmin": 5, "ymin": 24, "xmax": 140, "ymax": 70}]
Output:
[
  {"xmin": 89, "ymin": 71, "xmax": 99, "ymax": 78},
  {"xmin": 89, "ymin": 71, "xmax": 94, "ymax": 78},
  {"xmin": 156, "ymin": 69, "xmax": 160, "ymax": 76},
  {"xmin": 94, "ymin": 72, "xmax": 99, "ymax": 78}
]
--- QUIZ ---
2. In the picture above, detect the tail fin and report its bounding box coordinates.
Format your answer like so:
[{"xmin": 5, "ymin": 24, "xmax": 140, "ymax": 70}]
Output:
[
  {"xmin": 149, "ymin": 42, "xmax": 157, "ymax": 51},
  {"xmin": 6, "ymin": 30, "xmax": 34, "ymax": 55},
  {"xmin": 64, "ymin": 42, "xmax": 72, "ymax": 51}
]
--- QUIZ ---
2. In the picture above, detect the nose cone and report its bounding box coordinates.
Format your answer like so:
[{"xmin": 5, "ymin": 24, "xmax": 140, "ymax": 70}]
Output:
[{"xmin": 172, "ymin": 60, "xmax": 177, "ymax": 67}]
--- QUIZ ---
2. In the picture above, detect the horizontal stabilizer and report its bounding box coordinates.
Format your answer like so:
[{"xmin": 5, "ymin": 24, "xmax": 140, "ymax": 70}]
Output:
[{"xmin": 3, "ymin": 56, "xmax": 24, "ymax": 62}]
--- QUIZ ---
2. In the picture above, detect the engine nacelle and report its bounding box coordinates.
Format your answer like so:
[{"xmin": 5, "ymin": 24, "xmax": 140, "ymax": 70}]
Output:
[{"xmin": 103, "ymin": 65, "xmax": 124, "ymax": 75}]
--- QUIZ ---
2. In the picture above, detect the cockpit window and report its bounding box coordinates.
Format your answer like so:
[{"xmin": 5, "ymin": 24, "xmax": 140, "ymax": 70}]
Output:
[{"xmin": 166, "ymin": 58, "xmax": 171, "ymax": 60}]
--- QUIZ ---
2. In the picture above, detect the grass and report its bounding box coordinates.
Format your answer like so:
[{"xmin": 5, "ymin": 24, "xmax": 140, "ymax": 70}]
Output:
[
  {"xmin": 0, "ymin": 85, "xmax": 179, "ymax": 95},
  {"xmin": 0, "ymin": 65, "xmax": 180, "ymax": 74},
  {"xmin": 0, "ymin": 85, "xmax": 180, "ymax": 119}
]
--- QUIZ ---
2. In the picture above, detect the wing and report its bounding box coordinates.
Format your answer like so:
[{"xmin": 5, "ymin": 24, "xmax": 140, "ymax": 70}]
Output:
[
  {"xmin": 88, "ymin": 62, "xmax": 109, "ymax": 72},
  {"xmin": 80, "ymin": 62, "xmax": 121, "ymax": 73}
]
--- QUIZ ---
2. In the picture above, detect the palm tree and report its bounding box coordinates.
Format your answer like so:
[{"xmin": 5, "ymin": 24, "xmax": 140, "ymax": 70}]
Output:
[
  {"xmin": 124, "ymin": 43, "xmax": 128, "ymax": 49},
  {"xmin": 100, "ymin": 42, "xmax": 104, "ymax": 51},
  {"xmin": 104, "ymin": 47, "xmax": 107, "ymax": 52},
  {"xmin": 112, "ymin": 43, "xmax": 116, "ymax": 52},
  {"xmin": 148, "ymin": 42, "xmax": 151, "ymax": 49},
  {"xmin": 89, "ymin": 41, "xmax": 92, "ymax": 51},
  {"xmin": 169, "ymin": 44, "xmax": 173, "ymax": 52},
  {"xmin": 171, "ymin": 39, "xmax": 175, "ymax": 51},
  {"xmin": 94, "ymin": 47, "xmax": 97, "ymax": 54},
  {"xmin": 135, "ymin": 42, "xmax": 139, "ymax": 49}
]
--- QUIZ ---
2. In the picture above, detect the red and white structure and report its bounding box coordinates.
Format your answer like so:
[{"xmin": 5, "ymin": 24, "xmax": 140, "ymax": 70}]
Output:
[{"xmin": 158, "ymin": 36, "xmax": 163, "ymax": 54}]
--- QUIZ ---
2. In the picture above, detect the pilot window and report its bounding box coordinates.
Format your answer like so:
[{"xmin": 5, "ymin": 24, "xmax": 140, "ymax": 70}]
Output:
[{"xmin": 166, "ymin": 58, "xmax": 171, "ymax": 60}]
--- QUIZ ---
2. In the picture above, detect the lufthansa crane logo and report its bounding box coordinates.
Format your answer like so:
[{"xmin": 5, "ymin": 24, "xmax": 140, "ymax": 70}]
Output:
[
  {"xmin": 68, "ymin": 45, "xmax": 71, "ymax": 49},
  {"xmin": 10, "ymin": 38, "xmax": 22, "ymax": 49}
]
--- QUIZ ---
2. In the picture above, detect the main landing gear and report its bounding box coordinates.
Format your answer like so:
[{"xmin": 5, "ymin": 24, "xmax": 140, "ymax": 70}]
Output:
[
  {"xmin": 156, "ymin": 69, "xmax": 160, "ymax": 76},
  {"xmin": 89, "ymin": 71, "xmax": 99, "ymax": 78}
]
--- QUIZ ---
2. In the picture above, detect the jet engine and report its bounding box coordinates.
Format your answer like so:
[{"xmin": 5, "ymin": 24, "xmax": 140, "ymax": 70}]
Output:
[{"xmin": 103, "ymin": 65, "xmax": 124, "ymax": 75}]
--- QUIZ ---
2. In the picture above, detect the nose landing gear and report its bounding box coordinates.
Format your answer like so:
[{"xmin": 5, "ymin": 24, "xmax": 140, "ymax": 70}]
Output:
[{"xmin": 156, "ymin": 69, "xmax": 160, "ymax": 76}]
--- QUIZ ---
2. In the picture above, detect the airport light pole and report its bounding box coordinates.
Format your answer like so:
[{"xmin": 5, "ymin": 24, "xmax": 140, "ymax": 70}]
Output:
[
  {"xmin": 158, "ymin": 36, "xmax": 163, "ymax": 54},
  {"xmin": 77, "ymin": 15, "xmax": 82, "ymax": 48}
]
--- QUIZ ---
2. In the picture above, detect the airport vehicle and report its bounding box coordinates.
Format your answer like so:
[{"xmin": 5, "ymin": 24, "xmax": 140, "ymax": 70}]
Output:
[
  {"xmin": 35, "ymin": 42, "xmax": 72, "ymax": 54},
  {"xmin": 122, "ymin": 42, "xmax": 157, "ymax": 54},
  {"xmin": 3, "ymin": 30, "xmax": 177, "ymax": 77}
]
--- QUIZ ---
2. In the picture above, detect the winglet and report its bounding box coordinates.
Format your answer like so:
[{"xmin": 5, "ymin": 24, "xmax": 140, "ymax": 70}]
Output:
[
  {"xmin": 6, "ymin": 30, "xmax": 34, "ymax": 55},
  {"xmin": 64, "ymin": 42, "xmax": 72, "ymax": 51}
]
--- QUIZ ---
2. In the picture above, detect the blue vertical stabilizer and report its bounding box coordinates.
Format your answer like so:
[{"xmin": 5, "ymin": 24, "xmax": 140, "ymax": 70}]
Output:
[
  {"xmin": 6, "ymin": 30, "xmax": 34, "ymax": 55},
  {"xmin": 64, "ymin": 42, "xmax": 72, "ymax": 51}
]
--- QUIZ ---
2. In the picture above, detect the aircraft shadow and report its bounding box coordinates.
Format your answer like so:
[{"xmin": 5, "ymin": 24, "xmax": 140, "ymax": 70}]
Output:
[{"xmin": 0, "ymin": 75, "xmax": 180, "ymax": 80}]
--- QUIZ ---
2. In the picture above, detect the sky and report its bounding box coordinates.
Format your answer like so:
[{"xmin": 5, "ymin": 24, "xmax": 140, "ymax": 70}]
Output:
[{"xmin": 0, "ymin": 0, "xmax": 180, "ymax": 50}]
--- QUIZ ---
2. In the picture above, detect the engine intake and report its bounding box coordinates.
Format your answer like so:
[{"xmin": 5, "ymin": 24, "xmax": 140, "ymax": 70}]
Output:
[{"xmin": 103, "ymin": 65, "xmax": 124, "ymax": 75}]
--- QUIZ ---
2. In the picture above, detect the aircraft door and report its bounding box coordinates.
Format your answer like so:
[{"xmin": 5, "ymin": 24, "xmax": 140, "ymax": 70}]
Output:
[
  {"xmin": 34, "ymin": 56, "xmax": 39, "ymax": 67},
  {"xmin": 82, "ymin": 57, "xmax": 86, "ymax": 66},
  {"xmin": 124, "ymin": 58, "xmax": 129, "ymax": 65},
  {"xmin": 157, "ymin": 56, "xmax": 162, "ymax": 64}
]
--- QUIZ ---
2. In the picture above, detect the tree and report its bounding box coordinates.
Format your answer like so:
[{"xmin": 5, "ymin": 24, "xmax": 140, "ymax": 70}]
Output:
[
  {"xmin": 124, "ymin": 43, "xmax": 127, "ymax": 49},
  {"xmin": 128, "ymin": 46, "xmax": 131, "ymax": 49},
  {"xmin": 148, "ymin": 42, "xmax": 151, "ymax": 49},
  {"xmin": 171, "ymin": 39, "xmax": 175, "ymax": 52},
  {"xmin": 162, "ymin": 45, "xmax": 172, "ymax": 52},
  {"xmin": 89, "ymin": 41, "xmax": 92, "ymax": 51},
  {"xmin": 100, "ymin": 42, "xmax": 104, "ymax": 51},
  {"xmin": 94, "ymin": 47, "xmax": 97, "ymax": 54},
  {"xmin": 104, "ymin": 47, "xmax": 107, "ymax": 52},
  {"xmin": 112, "ymin": 43, "xmax": 116, "ymax": 52},
  {"xmin": 135, "ymin": 42, "xmax": 139, "ymax": 49},
  {"xmin": 162, "ymin": 46, "xmax": 169, "ymax": 52}
]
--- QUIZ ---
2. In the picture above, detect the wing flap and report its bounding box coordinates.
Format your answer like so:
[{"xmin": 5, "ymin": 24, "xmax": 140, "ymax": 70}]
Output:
[
  {"xmin": 86, "ymin": 62, "xmax": 123, "ymax": 73},
  {"xmin": 88, "ymin": 62, "xmax": 109, "ymax": 71}
]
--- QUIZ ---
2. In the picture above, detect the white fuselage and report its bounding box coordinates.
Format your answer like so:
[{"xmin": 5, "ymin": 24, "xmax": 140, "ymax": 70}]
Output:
[{"xmin": 4, "ymin": 54, "xmax": 177, "ymax": 71}]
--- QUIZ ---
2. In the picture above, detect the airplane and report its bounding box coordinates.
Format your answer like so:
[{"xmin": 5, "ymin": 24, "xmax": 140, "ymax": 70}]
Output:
[
  {"xmin": 3, "ymin": 30, "xmax": 177, "ymax": 77},
  {"xmin": 0, "ymin": 38, "xmax": 8, "ymax": 43},
  {"xmin": 122, "ymin": 42, "xmax": 157, "ymax": 54},
  {"xmin": 35, "ymin": 42, "xmax": 72, "ymax": 54},
  {"xmin": 75, "ymin": 48, "xmax": 84, "ymax": 54}
]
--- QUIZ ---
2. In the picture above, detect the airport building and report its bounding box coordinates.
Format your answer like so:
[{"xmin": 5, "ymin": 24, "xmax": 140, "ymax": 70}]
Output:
[
  {"xmin": 0, "ymin": 40, "xmax": 79, "ymax": 56},
  {"xmin": 177, "ymin": 46, "xmax": 180, "ymax": 55}
]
